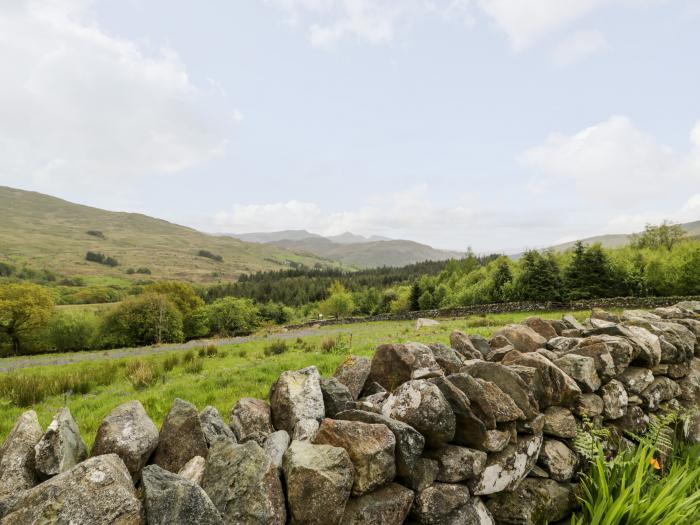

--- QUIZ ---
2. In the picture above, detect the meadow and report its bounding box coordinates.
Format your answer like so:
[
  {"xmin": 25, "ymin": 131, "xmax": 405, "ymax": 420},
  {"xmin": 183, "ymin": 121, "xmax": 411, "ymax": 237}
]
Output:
[{"xmin": 0, "ymin": 310, "xmax": 587, "ymax": 447}]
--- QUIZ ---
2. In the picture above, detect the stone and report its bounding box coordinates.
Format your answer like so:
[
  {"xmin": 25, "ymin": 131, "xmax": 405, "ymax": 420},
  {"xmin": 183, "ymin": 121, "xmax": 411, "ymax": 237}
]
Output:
[
  {"xmin": 568, "ymin": 344, "xmax": 617, "ymax": 380},
  {"xmin": 562, "ymin": 315, "xmax": 585, "ymax": 331},
  {"xmin": 547, "ymin": 336, "xmax": 583, "ymax": 353},
  {"xmin": 293, "ymin": 418, "xmax": 320, "ymax": 441},
  {"xmin": 601, "ymin": 380, "xmax": 628, "ymax": 419},
  {"xmin": 321, "ymin": 377, "xmax": 356, "ymax": 417},
  {"xmin": 523, "ymin": 317, "xmax": 558, "ymax": 340},
  {"xmin": 640, "ymin": 377, "xmax": 681, "ymax": 410},
  {"xmin": 429, "ymin": 343, "xmax": 464, "ymax": 374},
  {"xmin": 548, "ymin": 320, "xmax": 568, "ymax": 336},
  {"xmin": 283, "ymin": 440, "xmax": 354, "ymax": 525},
  {"xmin": 201, "ymin": 439, "xmax": 286, "ymax": 525},
  {"xmin": 459, "ymin": 361, "xmax": 540, "ymax": 419},
  {"xmin": 678, "ymin": 359, "xmax": 700, "ymax": 404},
  {"xmin": 675, "ymin": 300, "xmax": 700, "ymax": 313},
  {"xmin": 553, "ymin": 354, "xmax": 601, "ymax": 392},
  {"xmin": 490, "ymin": 334, "xmax": 513, "ymax": 350},
  {"xmin": 335, "ymin": 409, "xmax": 425, "ymax": 477},
  {"xmin": 474, "ymin": 378, "xmax": 525, "ymax": 422},
  {"xmin": 382, "ymin": 380, "xmax": 455, "ymax": 448},
  {"xmin": 486, "ymin": 478, "xmax": 577, "ymax": 525},
  {"xmin": 269, "ymin": 365, "xmax": 325, "ymax": 433},
  {"xmin": 450, "ymin": 331, "xmax": 484, "ymax": 360},
  {"xmin": 469, "ymin": 434, "xmax": 543, "ymax": 495},
  {"xmin": 334, "ymin": 355, "xmax": 372, "ymax": 400},
  {"xmin": 362, "ymin": 381, "xmax": 387, "ymax": 396},
  {"xmin": 578, "ymin": 335, "xmax": 636, "ymax": 374},
  {"xmin": 591, "ymin": 308, "xmax": 620, "ymax": 323},
  {"xmin": 0, "ymin": 410, "xmax": 42, "ymax": 507},
  {"xmin": 610, "ymin": 406, "xmax": 649, "ymax": 434},
  {"xmin": 368, "ymin": 343, "xmax": 444, "ymax": 391},
  {"xmin": 480, "ymin": 429, "xmax": 512, "ymax": 452},
  {"xmin": 410, "ymin": 483, "xmax": 471, "ymax": 525},
  {"xmin": 142, "ymin": 464, "xmax": 223, "ymax": 525},
  {"xmin": 34, "ymin": 407, "xmax": 87, "ymax": 479},
  {"xmin": 417, "ymin": 317, "xmax": 440, "ymax": 328},
  {"xmin": 230, "ymin": 397, "xmax": 274, "ymax": 445},
  {"xmin": 340, "ymin": 483, "xmax": 414, "ymax": 525},
  {"xmin": 446, "ymin": 373, "xmax": 497, "ymax": 429},
  {"xmin": 0, "ymin": 454, "xmax": 142, "ymax": 525},
  {"xmin": 617, "ymin": 367, "xmax": 655, "ymax": 394},
  {"xmin": 538, "ymin": 439, "xmax": 577, "ymax": 482},
  {"xmin": 621, "ymin": 324, "xmax": 662, "ymax": 367},
  {"xmin": 655, "ymin": 361, "xmax": 691, "ymax": 379},
  {"xmin": 423, "ymin": 445, "xmax": 487, "ymax": 483},
  {"xmin": 622, "ymin": 309, "xmax": 662, "ymax": 322},
  {"xmin": 263, "ymin": 430, "xmax": 290, "ymax": 471},
  {"xmin": 654, "ymin": 306, "xmax": 689, "ymax": 319},
  {"xmin": 501, "ymin": 350, "xmax": 581, "ymax": 408},
  {"xmin": 492, "ymin": 324, "xmax": 547, "ymax": 353},
  {"xmin": 485, "ymin": 345, "xmax": 514, "ymax": 362},
  {"xmin": 91, "ymin": 400, "xmax": 159, "ymax": 480},
  {"xmin": 536, "ymin": 348, "xmax": 560, "ymax": 362},
  {"xmin": 575, "ymin": 394, "xmax": 605, "ymax": 417},
  {"xmin": 314, "ymin": 418, "xmax": 396, "ymax": 496},
  {"xmin": 153, "ymin": 398, "xmax": 208, "ymax": 473},
  {"xmin": 517, "ymin": 413, "xmax": 546, "ymax": 435},
  {"xmin": 543, "ymin": 406, "xmax": 577, "ymax": 439},
  {"xmin": 469, "ymin": 334, "xmax": 492, "ymax": 356},
  {"xmin": 626, "ymin": 320, "xmax": 695, "ymax": 363},
  {"xmin": 401, "ymin": 457, "xmax": 439, "ymax": 491},
  {"xmin": 178, "ymin": 455, "xmax": 206, "ymax": 485},
  {"xmin": 356, "ymin": 391, "xmax": 388, "ymax": 413},
  {"xmin": 199, "ymin": 405, "xmax": 236, "ymax": 448}
]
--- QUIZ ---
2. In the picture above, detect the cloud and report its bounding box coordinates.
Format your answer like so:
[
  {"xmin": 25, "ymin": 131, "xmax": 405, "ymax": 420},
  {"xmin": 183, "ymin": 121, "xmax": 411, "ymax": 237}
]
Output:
[
  {"xmin": 552, "ymin": 29, "xmax": 607, "ymax": 66},
  {"xmin": 0, "ymin": 0, "xmax": 227, "ymax": 195},
  {"xmin": 265, "ymin": 0, "xmax": 662, "ymax": 50}
]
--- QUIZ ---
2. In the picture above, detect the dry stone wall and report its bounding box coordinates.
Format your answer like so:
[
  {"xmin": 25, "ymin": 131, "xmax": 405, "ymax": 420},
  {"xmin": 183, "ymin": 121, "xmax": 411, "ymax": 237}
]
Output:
[{"xmin": 1, "ymin": 301, "xmax": 700, "ymax": 524}]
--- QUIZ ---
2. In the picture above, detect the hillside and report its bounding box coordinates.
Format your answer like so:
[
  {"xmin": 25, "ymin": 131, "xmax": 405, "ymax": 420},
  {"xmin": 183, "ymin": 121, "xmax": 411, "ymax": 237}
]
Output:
[
  {"xmin": 546, "ymin": 220, "xmax": 700, "ymax": 252},
  {"xmin": 269, "ymin": 237, "xmax": 463, "ymax": 269},
  {"xmin": 0, "ymin": 187, "xmax": 332, "ymax": 283}
]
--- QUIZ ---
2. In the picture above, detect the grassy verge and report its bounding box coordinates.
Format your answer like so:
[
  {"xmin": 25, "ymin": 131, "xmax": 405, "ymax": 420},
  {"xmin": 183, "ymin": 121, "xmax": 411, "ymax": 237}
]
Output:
[{"xmin": 0, "ymin": 310, "xmax": 586, "ymax": 448}]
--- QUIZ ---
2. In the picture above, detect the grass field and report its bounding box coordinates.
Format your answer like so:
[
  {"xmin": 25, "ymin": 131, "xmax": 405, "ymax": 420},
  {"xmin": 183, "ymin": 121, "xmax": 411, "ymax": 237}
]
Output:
[{"xmin": 0, "ymin": 310, "xmax": 588, "ymax": 448}]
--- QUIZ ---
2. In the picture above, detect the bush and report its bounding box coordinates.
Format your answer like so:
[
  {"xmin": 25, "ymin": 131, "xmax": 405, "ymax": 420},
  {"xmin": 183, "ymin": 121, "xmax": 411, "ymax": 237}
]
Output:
[
  {"xmin": 205, "ymin": 297, "xmax": 260, "ymax": 336},
  {"xmin": 184, "ymin": 358, "xmax": 204, "ymax": 374},
  {"xmin": 197, "ymin": 250, "xmax": 223, "ymax": 262},
  {"xmin": 86, "ymin": 230, "xmax": 105, "ymax": 239},
  {"xmin": 100, "ymin": 293, "xmax": 184, "ymax": 347},
  {"xmin": 44, "ymin": 309, "xmax": 100, "ymax": 352},
  {"xmin": 162, "ymin": 354, "xmax": 180, "ymax": 371},
  {"xmin": 85, "ymin": 251, "xmax": 119, "ymax": 267},
  {"xmin": 183, "ymin": 350, "xmax": 196, "ymax": 363},
  {"xmin": 264, "ymin": 340, "xmax": 289, "ymax": 356}
]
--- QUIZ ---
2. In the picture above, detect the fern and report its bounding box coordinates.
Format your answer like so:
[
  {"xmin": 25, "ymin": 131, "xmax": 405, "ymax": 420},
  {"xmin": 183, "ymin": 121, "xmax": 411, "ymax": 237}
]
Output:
[{"xmin": 573, "ymin": 414, "xmax": 611, "ymax": 462}]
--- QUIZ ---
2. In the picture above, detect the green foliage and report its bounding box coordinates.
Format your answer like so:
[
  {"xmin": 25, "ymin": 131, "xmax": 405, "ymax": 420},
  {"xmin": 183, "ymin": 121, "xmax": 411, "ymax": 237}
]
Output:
[
  {"xmin": 319, "ymin": 281, "xmax": 355, "ymax": 319},
  {"xmin": 264, "ymin": 340, "xmax": 289, "ymax": 356},
  {"xmin": 144, "ymin": 281, "xmax": 206, "ymax": 339},
  {"xmin": 258, "ymin": 302, "xmax": 292, "ymax": 324},
  {"xmin": 0, "ymin": 282, "xmax": 55, "ymax": 354},
  {"xmin": 205, "ymin": 297, "xmax": 260, "ymax": 336},
  {"xmin": 100, "ymin": 293, "xmax": 184, "ymax": 347},
  {"xmin": 632, "ymin": 220, "xmax": 687, "ymax": 251},
  {"xmin": 515, "ymin": 250, "xmax": 563, "ymax": 301},
  {"xmin": 85, "ymin": 251, "xmax": 119, "ymax": 267},
  {"xmin": 44, "ymin": 309, "xmax": 100, "ymax": 352},
  {"xmin": 125, "ymin": 359, "xmax": 159, "ymax": 390},
  {"xmin": 197, "ymin": 249, "xmax": 223, "ymax": 262},
  {"xmin": 86, "ymin": 230, "xmax": 105, "ymax": 239}
]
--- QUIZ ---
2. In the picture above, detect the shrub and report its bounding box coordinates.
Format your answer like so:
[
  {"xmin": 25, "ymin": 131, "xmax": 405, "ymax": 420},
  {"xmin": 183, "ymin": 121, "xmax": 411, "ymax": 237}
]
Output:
[
  {"xmin": 182, "ymin": 350, "xmax": 196, "ymax": 363},
  {"xmin": 100, "ymin": 293, "xmax": 184, "ymax": 347},
  {"xmin": 85, "ymin": 251, "xmax": 119, "ymax": 267},
  {"xmin": 205, "ymin": 297, "xmax": 260, "ymax": 337},
  {"xmin": 197, "ymin": 250, "xmax": 223, "ymax": 262},
  {"xmin": 205, "ymin": 344, "xmax": 218, "ymax": 357},
  {"xmin": 184, "ymin": 358, "xmax": 204, "ymax": 374},
  {"xmin": 320, "ymin": 337, "xmax": 337, "ymax": 353},
  {"xmin": 162, "ymin": 354, "xmax": 180, "ymax": 371},
  {"xmin": 264, "ymin": 340, "xmax": 289, "ymax": 356},
  {"xmin": 0, "ymin": 261, "xmax": 15, "ymax": 277},
  {"xmin": 86, "ymin": 230, "xmax": 105, "ymax": 239},
  {"xmin": 44, "ymin": 309, "xmax": 99, "ymax": 352},
  {"xmin": 126, "ymin": 359, "xmax": 159, "ymax": 390}
]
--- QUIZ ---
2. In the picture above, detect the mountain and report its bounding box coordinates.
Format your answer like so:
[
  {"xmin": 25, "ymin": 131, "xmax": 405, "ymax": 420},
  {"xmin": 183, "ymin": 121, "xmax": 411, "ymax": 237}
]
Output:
[
  {"xmin": 232, "ymin": 230, "xmax": 323, "ymax": 243},
  {"xmin": 0, "ymin": 187, "xmax": 332, "ymax": 283},
  {"xmin": 326, "ymin": 232, "xmax": 392, "ymax": 244}
]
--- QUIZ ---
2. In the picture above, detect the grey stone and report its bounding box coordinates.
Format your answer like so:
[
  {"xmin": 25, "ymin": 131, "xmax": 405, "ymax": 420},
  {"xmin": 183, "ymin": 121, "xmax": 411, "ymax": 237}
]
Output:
[
  {"xmin": 450, "ymin": 331, "xmax": 484, "ymax": 360},
  {"xmin": 321, "ymin": 377, "xmax": 356, "ymax": 417},
  {"xmin": 292, "ymin": 418, "xmax": 320, "ymax": 441},
  {"xmin": 618, "ymin": 367, "xmax": 655, "ymax": 394},
  {"xmin": 283, "ymin": 440, "xmax": 354, "ymax": 525},
  {"xmin": 523, "ymin": 317, "xmax": 558, "ymax": 340},
  {"xmin": 469, "ymin": 434, "xmax": 543, "ymax": 495},
  {"xmin": 34, "ymin": 407, "xmax": 87, "ymax": 479},
  {"xmin": 469, "ymin": 334, "xmax": 492, "ymax": 356},
  {"xmin": 0, "ymin": 410, "xmax": 42, "ymax": 506},
  {"xmin": 486, "ymin": 478, "xmax": 577, "ymax": 525},
  {"xmin": 492, "ymin": 324, "xmax": 547, "ymax": 353},
  {"xmin": 546, "ymin": 336, "xmax": 583, "ymax": 353},
  {"xmin": 314, "ymin": 418, "xmax": 396, "ymax": 496},
  {"xmin": 143, "ymin": 464, "xmax": 223, "ymax": 525},
  {"xmin": 382, "ymin": 380, "xmax": 455, "ymax": 448},
  {"xmin": 335, "ymin": 409, "xmax": 425, "ymax": 477},
  {"xmin": 178, "ymin": 455, "xmax": 206, "ymax": 485},
  {"xmin": 401, "ymin": 457, "xmax": 438, "ymax": 492},
  {"xmin": 153, "ymin": 398, "xmax": 208, "ymax": 473},
  {"xmin": 538, "ymin": 439, "xmax": 577, "ymax": 482},
  {"xmin": 91, "ymin": 400, "xmax": 159, "ymax": 480},
  {"xmin": 554, "ymin": 354, "xmax": 600, "ymax": 392},
  {"xmin": 423, "ymin": 445, "xmax": 487, "ymax": 483},
  {"xmin": 411, "ymin": 483, "xmax": 471, "ymax": 525},
  {"xmin": 601, "ymin": 380, "xmax": 629, "ymax": 419},
  {"xmin": 199, "ymin": 406, "xmax": 236, "ymax": 448},
  {"xmin": 340, "ymin": 483, "xmax": 414, "ymax": 525},
  {"xmin": 368, "ymin": 343, "xmax": 443, "ymax": 391},
  {"xmin": 201, "ymin": 439, "xmax": 286, "ymax": 525},
  {"xmin": 543, "ymin": 406, "xmax": 577, "ymax": 439},
  {"xmin": 270, "ymin": 366, "xmax": 325, "ymax": 433},
  {"xmin": 575, "ymin": 393, "xmax": 605, "ymax": 417},
  {"xmin": 263, "ymin": 430, "xmax": 290, "ymax": 471},
  {"xmin": 641, "ymin": 377, "xmax": 681, "ymax": 410},
  {"xmin": 229, "ymin": 397, "xmax": 274, "ymax": 445},
  {"xmin": 429, "ymin": 343, "xmax": 464, "ymax": 375},
  {"xmin": 0, "ymin": 454, "xmax": 142, "ymax": 525}
]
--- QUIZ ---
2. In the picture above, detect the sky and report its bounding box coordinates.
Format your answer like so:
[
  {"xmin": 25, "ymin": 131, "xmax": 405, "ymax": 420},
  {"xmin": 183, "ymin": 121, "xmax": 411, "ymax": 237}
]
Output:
[{"xmin": 1, "ymin": 0, "xmax": 699, "ymax": 253}]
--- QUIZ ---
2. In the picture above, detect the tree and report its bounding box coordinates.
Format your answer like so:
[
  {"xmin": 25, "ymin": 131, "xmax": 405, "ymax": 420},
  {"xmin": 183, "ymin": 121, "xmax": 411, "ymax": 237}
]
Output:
[
  {"xmin": 514, "ymin": 251, "xmax": 563, "ymax": 301},
  {"xmin": 101, "ymin": 293, "xmax": 183, "ymax": 347},
  {"xmin": 145, "ymin": 281, "xmax": 206, "ymax": 339},
  {"xmin": 409, "ymin": 282, "xmax": 422, "ymax": 311},
  {"xmin": 0, "ymin": 283, "xmax": 55, "ymax": 354},
  {"xmin": 320, "ymin": 281, "xmax": 354, "ymax": 319},
  {"xmin": 491, "ymin": 258, "xmax": 513, "ymax": 301},
  {"xmin": 418, "ymin": 290, "xmax": 434, "ymax": 310},
  {"xmin": 678, "ymin": 246, "xmax": 700, "ymax": 295},
  {"xmin": 564, "ymin": 243, "xmax": 615, "ymax": 299},
  {"xmin": 632, "ymin": 221, "xmax": 686, "ymax": 251},
  {"xmin": 205, "ymin": 297, "xmax": 260, "ymax": 336}
]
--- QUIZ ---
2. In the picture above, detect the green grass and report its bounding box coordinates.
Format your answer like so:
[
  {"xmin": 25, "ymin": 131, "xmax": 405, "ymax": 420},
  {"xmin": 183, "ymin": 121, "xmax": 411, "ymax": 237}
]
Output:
[{"xmin": 0, "ymin": 310, "xmax": 586, "ymax": 449}]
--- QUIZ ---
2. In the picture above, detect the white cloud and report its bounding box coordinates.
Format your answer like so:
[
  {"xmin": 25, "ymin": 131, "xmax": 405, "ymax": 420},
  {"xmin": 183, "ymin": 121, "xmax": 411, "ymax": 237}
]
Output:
[
  {"xmin": 0, "ymin": 0, "xmax": 227, "ymax": 195},
  {"xmin": 553, "ymin": 29, "xmax": 607, "ymax": 66}
]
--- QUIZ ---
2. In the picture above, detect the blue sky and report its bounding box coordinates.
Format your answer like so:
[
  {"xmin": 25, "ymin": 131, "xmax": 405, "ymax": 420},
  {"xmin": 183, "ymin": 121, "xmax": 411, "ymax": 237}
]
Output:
[{"xmin": 1, "ymin": 0, "xmax": 699, "ymax": 252}]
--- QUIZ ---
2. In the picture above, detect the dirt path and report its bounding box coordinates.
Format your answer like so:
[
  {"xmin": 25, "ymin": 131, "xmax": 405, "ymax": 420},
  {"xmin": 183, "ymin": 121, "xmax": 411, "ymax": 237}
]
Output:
[{"xmin": 0, "ymin": 326, "xmax": 351, "ymax": 373}]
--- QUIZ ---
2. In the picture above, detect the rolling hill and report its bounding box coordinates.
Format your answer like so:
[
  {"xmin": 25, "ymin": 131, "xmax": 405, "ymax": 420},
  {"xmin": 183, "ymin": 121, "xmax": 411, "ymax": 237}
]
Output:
[
  {"xmin": 0, "ymin": 187, "xmax": 333, "ymax": 283},
  {"xmin": 232, "ymin": 233, "xmax": 463, "ymax": 269}
]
